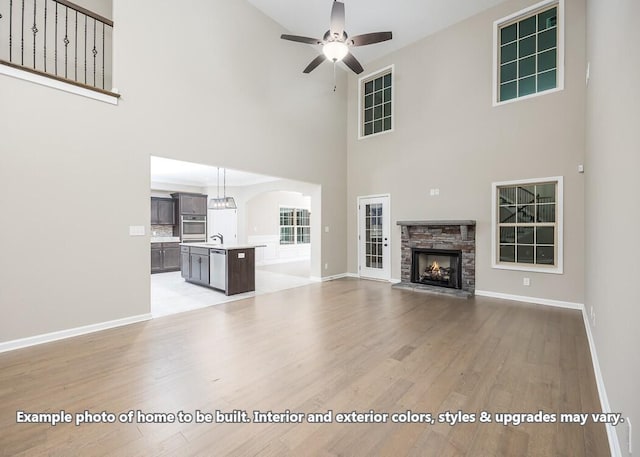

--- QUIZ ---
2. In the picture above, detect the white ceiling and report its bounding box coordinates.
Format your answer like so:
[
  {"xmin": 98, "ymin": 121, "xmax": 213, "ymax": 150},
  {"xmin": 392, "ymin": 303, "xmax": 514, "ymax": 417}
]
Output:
[
  {"xmin": 150, "ymin": 156, "xmax": 279, "ymax": 188},
  {"xmin": 248, "ymin": 0, "xmax": 509, "ymax": 65}
]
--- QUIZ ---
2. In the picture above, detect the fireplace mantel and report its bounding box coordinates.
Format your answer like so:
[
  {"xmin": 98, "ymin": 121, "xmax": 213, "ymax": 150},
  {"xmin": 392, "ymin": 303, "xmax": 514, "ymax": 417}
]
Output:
[
  {"xmin": 397, "ymin": 220, "xmax": 476, "ymax": 241},
  {"xmin": 396, "ymin": 220, "xmax": 476, "ymax": 226}
]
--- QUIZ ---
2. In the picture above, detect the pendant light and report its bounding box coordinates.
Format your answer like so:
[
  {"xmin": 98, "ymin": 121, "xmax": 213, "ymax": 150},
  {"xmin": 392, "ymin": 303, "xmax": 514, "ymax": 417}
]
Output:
[{"xmin": 208, "ymin": 167, "xmax": 237, "ymax": 210}]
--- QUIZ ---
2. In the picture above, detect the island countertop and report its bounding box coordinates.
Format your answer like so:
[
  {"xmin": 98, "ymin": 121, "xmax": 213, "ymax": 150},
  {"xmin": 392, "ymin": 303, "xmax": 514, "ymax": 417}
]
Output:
[{"xmin": 180, "ymin": 243, "xmax": 266, "ymax": 250}]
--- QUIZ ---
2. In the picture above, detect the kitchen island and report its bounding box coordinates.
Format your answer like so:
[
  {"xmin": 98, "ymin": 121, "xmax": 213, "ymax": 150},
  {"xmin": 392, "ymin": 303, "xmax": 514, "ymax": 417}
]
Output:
[{"xmin": 180, "ymin": 243, "xmax": 262, "ymax": 295}]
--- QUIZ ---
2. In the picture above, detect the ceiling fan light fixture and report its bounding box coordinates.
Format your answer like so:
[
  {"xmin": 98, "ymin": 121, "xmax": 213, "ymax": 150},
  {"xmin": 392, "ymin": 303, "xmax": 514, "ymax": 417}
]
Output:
[{"xmin": 323, "ymin": 41, "xmax": 349, "ymax": 62}]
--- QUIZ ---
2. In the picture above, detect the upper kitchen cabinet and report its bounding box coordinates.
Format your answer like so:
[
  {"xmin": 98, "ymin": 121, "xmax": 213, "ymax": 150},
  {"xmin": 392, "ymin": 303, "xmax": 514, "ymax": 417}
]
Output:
[
  {"xmin": 171, "ymin": 193, "xmax": 208, "ymax": 216},
  {"xmin": 150, "ymin": 197, "xmax": 176, "ymax": 225}
]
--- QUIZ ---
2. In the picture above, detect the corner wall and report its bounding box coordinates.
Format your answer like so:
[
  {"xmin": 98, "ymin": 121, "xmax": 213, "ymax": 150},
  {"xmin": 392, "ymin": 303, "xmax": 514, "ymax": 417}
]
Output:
[
  {"xmin": 585, "ymin": 0, "xmax": 640, "ymax": 454},
  {"xmin": 347, "ymin": 0, "xmax": 587, "ymax": 304}
]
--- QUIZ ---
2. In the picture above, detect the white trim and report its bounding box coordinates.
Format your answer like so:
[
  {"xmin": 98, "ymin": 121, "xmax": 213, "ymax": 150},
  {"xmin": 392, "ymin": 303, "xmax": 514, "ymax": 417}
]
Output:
[
  {"xmin": 0, "ymin": 64, "xmax": 119, "ymax": 105},
  {"xmin": 491, "ymin": 176, "xmax": 564, "ymax": 274},
  {"xmin": 475, "ymin": 290, "xmax": 581, "ymax": 309},
  {"xmin": 310, "ymin": 273, "xmax": 351, "ymax": 282},
  {"xmin": 0, "ymin": 313, "xmax": 152, "ymax": 353},
  {"xmin": 358, "ymin": 64, "xmax": 394, "ymax": 140},
  {"xmin": 581, "ymin": 306, "xmax": 623, "ymax": 456},
  {"xmin": 492, "ymin": 0, "xmax": 565, "ymax": 107},
  {"xmin": 389, "ymin": 278, "xmax": 401, "ymax": 284}
]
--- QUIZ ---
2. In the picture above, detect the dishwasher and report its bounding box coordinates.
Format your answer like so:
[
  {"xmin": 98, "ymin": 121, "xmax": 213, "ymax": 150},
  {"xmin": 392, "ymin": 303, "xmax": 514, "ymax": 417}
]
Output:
[{"xmin": 209, "ymin": 249, "xmax": 226, "ymax": 291}]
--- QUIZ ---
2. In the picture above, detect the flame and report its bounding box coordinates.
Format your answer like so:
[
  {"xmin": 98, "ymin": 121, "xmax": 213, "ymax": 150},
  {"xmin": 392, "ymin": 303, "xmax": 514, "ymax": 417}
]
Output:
[{"xmin": 430, "ymin": 261, "xmax": 441, "ymax": 278}]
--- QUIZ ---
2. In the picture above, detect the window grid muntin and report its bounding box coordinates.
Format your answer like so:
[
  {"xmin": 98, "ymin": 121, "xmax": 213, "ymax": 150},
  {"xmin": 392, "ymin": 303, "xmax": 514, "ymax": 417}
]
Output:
[
  {"xmin": 365, "ymin": 203, "xmax": 383, "ymax": 269},
  {"xmin": 362, "ymin": 69, "xmax": 392, "ymax": 137},
  {"xmin": 497, "ymin": 182, "xmax": 557, "ymax": 266},
  {"xmin": 280, "ymin": 207, "xmax": 310, "ymax": 245},
  {"xmin": 498, "ymin": 4, "xmax": 558, "ymax": 102}
]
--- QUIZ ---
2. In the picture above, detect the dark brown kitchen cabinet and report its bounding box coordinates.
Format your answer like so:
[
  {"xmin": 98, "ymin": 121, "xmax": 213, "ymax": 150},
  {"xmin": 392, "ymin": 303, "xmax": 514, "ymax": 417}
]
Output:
[
  {"xmin": 226, "ymin": 248, "xmax": 255, "ymax": 295},
  {"xmin": 151, "ymin": 198, "xmax": 175, "ymax": 225},
  {"xmin": 151, "ymin": 242, "xmax": 181, "ymax": 273},
  {"xmin": 171, "ymin": 193, "xmax": 207, "ymax": 216}
]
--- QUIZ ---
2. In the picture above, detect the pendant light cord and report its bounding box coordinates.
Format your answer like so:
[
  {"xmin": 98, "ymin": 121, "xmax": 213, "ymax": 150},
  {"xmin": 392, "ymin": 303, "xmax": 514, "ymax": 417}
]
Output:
[{"xmin": 333, "ymin": 61, "xmax": 337, "ymax": 92}]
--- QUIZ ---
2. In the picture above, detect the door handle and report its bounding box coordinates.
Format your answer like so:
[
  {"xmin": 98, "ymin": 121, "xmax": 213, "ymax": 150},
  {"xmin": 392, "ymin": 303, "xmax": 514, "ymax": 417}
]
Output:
[{"xmin": 384, "ymin": 244, "xmax": 388, "ymax": 247}]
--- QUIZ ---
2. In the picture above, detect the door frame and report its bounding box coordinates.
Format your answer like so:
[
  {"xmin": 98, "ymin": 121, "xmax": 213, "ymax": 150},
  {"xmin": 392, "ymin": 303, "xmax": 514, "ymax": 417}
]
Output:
[{"xmin": 356, "ymin": 194, "xmax": 391, "ymax": 281}]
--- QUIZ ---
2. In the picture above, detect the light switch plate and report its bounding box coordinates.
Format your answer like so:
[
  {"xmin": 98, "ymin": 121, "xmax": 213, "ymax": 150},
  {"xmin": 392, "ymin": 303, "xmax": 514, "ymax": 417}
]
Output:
[{"xmin": 129, "ymin": 226, "xmax": 145, "ymax": 236}]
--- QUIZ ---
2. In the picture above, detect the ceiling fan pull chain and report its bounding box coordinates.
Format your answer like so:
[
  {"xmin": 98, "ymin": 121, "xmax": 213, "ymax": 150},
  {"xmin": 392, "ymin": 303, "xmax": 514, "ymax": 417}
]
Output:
[{"xmin": 333, "ymin": 61, "xmax": 337, "ymax": 92}]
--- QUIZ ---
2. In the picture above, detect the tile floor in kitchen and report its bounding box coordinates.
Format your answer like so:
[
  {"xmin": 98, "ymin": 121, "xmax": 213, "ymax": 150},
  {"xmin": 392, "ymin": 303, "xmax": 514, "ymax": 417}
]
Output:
[{"xmin": 151, "ymin": 260, "xmax": 314, "ymax": 317}]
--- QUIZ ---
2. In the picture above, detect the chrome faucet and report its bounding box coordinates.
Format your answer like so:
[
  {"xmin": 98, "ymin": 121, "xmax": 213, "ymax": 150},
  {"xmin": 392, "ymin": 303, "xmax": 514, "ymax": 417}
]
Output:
[{"xmin": 210, "ymin": 233, "xmax": 223, "ymax": 244}]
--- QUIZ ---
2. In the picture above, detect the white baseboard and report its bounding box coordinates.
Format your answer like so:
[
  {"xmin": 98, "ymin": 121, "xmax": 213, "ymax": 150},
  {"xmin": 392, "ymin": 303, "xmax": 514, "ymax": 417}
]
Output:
[
  {"xmin": 475, "ymin": 290, "xmax": 583, "ymax": 310},
  {"xmin": 311, "ymin": 273, "xmax": 351, "ymax": 282},
  {"xmin": 0, "ymin": 313, "xmax": 152, "ymax": 353},
  {"xmin": 390, "ymin": 278, "xmax": 401, "ymax": 284},
  {"xmin": 581, "ymin": 306, "xmax": 622, "ymax": 457}
]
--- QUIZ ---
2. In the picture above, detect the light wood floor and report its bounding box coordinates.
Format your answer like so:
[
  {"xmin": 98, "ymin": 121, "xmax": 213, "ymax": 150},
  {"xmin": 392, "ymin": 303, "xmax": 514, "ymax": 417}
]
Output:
[{"xmin": 0, "ymin": 279, "xmax": 609, "ymax": 456}]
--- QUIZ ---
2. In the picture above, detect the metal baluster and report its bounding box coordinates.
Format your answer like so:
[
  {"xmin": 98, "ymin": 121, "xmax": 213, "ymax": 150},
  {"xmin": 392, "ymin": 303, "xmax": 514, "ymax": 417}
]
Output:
[
  {"xmin": 54, "ymin": 1, "xmax": 57, "ymax": 75},
  {"xmin": 43, "ymin": 0, "xmax": 47, "ymax": 72},
  {"xmin": 63, "ymin": 6, "xmax": 68, "ymax": 78},
  {"xmin": 9, "ymin": 0, "xmax": 13, "ymax": 62},
  {"xmin": 21, "ymin": 0, "xmax": 24, "ymax": 65},
  {"xmin": 92, "ymin": 18, "xmax": 96, "ymax": 86},
  {"xmin": 32, "ymin": 0, "xmax": 37, "ymax": 69},
  {"xmin": 84, "ymin": 15, "xmax": 86, "ymax": 83},
  {"xmin": 102, "ymin": 22, "xmax": 105, "ymax": 89},
  {"xmin": 74, "ymin": 10, "xmax": 77, "ymax": 80}
]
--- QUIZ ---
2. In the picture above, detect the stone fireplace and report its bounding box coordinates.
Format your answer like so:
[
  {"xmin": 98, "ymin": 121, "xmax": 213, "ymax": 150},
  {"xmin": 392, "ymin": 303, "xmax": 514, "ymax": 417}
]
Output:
[{"xmin": 396, "ymin": 221, "xmax": 476, "ymax": 297}]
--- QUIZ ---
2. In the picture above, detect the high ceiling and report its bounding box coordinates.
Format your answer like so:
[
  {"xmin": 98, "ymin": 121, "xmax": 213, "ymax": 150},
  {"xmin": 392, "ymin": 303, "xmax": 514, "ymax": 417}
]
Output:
[{"xmin": 248, "ymin": 0, "xmax": 509, "ymax": 65}]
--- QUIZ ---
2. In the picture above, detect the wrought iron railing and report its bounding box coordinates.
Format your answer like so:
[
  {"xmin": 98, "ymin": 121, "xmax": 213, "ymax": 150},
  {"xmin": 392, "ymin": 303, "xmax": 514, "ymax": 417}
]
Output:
[{"xmin": 0, "ymin": 0, "xmax": 114, "ymax": 93}]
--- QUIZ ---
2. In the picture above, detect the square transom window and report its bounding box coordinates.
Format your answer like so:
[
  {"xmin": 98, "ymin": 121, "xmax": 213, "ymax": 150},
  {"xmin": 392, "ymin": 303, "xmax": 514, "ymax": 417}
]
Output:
[
  {"xmin": 359, "ymin": 66, "xmax": 393, "ymax": 138},
  {"xmin": 494, "ymin": 0, "xmax": 563, "ymax": 105}
]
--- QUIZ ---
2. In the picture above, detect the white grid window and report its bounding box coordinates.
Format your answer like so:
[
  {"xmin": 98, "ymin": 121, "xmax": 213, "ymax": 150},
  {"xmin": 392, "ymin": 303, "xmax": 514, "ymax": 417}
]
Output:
[
  {"xmin": 492, "ymin": 177, "xmax": 563, "ymax": 273},
  {"xmin": 359, "ymin": 66, "xmax": 393, "ymax": 138},
  {"xmin": 280, "ymin": 208, "xmax": 310, "ymax": 245},
  {"xmin": 493, "ymin": 0, "xmax": 564, "ymax": 105}
]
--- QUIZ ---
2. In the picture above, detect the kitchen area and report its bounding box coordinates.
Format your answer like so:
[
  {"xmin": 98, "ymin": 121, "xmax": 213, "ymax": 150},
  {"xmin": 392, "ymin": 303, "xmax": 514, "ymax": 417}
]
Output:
[{"xmin": 149, "ymin": 157, "xmax": 318, "ymax": 317}]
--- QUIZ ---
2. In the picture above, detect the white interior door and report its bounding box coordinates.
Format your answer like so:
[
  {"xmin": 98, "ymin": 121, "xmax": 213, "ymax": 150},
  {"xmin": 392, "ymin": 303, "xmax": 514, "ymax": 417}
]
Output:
[
  {"xmin": 209, "ymin": 209, "xmax": 237, "ymax": 244},
  {"xmin": 358, "ymin": 195, "xmax": 391, "ymax": 280}
]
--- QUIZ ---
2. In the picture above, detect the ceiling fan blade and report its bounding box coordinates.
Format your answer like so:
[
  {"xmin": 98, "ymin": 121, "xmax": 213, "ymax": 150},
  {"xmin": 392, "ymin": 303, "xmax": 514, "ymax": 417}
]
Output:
[
  {"xmin": 348, "ymin": 32, "xmax": 393, "ymax": 47},
  {"xmin": 329, "ymin": 1, "xmax": 345, "ymax": 38},
  {"xmin": 342, "ymin": 52, "xmax": 364, "ymax": 74},
  {"xmin": 303, "ymin": 55, "xmax": 327, "ymax": 73},
  {"xmin": 281, "ymin": 34, "xmax": 323, "ymax": 45}
]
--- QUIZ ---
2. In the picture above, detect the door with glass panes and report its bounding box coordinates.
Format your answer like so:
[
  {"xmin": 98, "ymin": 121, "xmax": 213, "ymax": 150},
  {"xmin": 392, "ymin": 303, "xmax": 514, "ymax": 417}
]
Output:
[{"xmin": 358, "ymin": 195, "xmax": 390, "ymax": 280}]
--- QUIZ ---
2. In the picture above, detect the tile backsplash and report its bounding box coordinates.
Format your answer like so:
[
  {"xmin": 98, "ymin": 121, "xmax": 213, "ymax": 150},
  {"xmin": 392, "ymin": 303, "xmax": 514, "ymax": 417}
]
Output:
[{"xmin": 151, "ymin": 225, "xmax": 174, "ymax": 237}]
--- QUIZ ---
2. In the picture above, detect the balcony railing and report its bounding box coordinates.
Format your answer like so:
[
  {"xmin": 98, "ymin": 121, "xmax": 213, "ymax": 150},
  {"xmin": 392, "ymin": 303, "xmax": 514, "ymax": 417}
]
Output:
[{"xmin": 0, "ymin": 0, "xmax": 116, "ymax": 96}]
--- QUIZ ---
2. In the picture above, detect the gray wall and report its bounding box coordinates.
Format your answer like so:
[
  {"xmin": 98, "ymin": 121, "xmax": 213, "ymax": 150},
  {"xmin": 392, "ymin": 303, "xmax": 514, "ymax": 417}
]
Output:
[
  {"xmin": 347, "ymin": 0, "xmax": 587, "ymax": 304},
  {"xmin": 585, "ymin": 0, "xmax": 640, "ymax": 454},
  {"xmin": 0, "ymin": 0, "xmax": 347, "ymax": 342}
]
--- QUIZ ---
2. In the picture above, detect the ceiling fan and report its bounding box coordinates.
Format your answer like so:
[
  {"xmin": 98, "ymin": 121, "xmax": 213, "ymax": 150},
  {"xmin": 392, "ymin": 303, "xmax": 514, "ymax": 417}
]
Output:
[{"xmin": 280, "ymin": 0, "xmax": 392, "ymax": 75}]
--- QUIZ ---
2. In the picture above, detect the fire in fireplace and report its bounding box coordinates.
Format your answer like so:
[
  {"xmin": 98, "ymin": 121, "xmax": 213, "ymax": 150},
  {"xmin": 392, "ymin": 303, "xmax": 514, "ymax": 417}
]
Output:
[{"xmin": 411, "ymin": 248, "xmax": 462, "ymax": 289}]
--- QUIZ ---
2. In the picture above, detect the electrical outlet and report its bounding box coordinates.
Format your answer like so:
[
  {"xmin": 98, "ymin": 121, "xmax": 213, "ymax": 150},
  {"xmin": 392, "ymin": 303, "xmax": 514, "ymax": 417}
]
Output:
[
  {"xmin": 324, "ymin": 263, "xmax": 328, "ymax": 270},
  {"xmin": 578, "ymin": 164, "xmax": 585, "ymax": 173},
  {"xmin": 434, "ymin": 188, "xmax": 440, "ymax": 196},
  {"xmin": 523, "ymin": 277, "xmax": 530, "ymax": 286}
]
